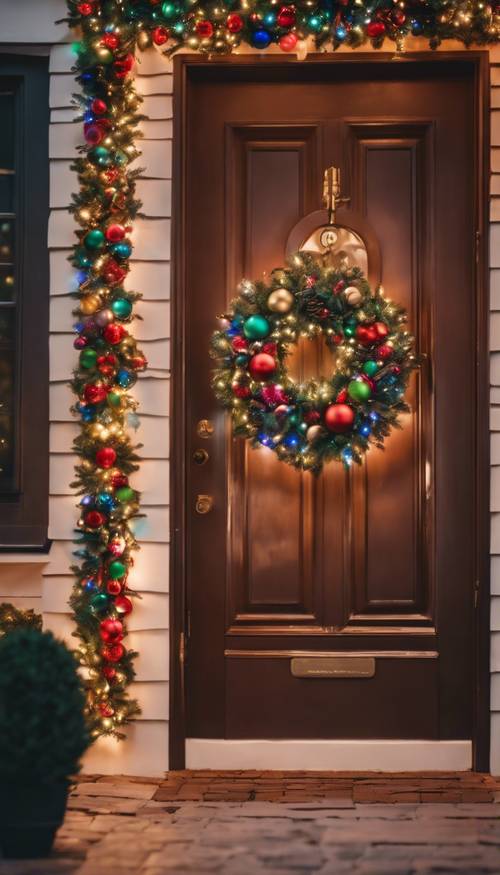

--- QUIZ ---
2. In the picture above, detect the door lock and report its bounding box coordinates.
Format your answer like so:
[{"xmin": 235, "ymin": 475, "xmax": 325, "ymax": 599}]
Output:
[
  {"xmin": 193, "ymin": 448, "xmax": 209, "ymax": 466},
  {"xmin": 195, "ymin": 494, "xmax": 214, "ymax": 515}
]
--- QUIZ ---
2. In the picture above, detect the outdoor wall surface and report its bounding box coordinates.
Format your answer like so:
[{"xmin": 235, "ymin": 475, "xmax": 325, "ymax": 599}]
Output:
[{"xmin": 1, "ymin": 0, "xmax": 500, "ymax": 776}]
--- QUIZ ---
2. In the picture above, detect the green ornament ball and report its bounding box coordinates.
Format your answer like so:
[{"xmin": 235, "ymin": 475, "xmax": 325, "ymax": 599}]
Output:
[
  {"xmin": 107, "ymin": 392, "xmax": 121, "ymax": 408},
  {"xmin": 161, "ymin": 1, "xmax": 176, "ymax": 17},
  {"xmin": 90, "ymin": 592, "xmax": 109, "ymax": 612},
  {"xmin": 362, "ymin": 360, "xmax": 379, "ymax": 377},
  {"xmin": 348, "ymin": 379, "xmax": 372, "ymax": 402},
  {"xmin": 243, "ymin": 315, "xmax": 271, "ymax": 341},
  {"xmin": 307, "ymin": 14, "xmax": 323, "ymax": 31},
  {"xmin": 84, "ymin": 229, "xmax": 105, "ymax": 251},
  {"xmin": 89, "ymin": 146, "xmax": 111, "ymax": 167},
  {"xmin": 80, "ymin": 348, "xmax": 98, "ymax": 370},
  {"xmin": 115, "ymin": 486, "xmax": 135, "ymax": 503},
  {"xmin": 108, "ymin": 560, "xmax": 127, "ymax": 580},
  {"xmin": 111, "ymin": 298, "xmax": 132, "ymax": 320},
  {"xmin": 344, "ymin": 324, "xmax": 356, "ymax": 338}
]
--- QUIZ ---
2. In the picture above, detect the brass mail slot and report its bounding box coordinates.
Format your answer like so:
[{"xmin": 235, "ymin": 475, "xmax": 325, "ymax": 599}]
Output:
[{"xmin": 291, "ymin": 656, "xmax": 375, "ymax": 679}]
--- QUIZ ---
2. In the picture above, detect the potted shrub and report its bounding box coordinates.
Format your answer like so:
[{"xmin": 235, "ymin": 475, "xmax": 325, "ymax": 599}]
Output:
[{"xmin": 0, "ymin": 628, "xmax": 90, "ymax": 858}]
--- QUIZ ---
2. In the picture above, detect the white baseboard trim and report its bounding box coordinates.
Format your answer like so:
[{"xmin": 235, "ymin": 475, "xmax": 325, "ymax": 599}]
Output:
[{"xmin": 186, "ymin": 739, "xmax": 472, "ymax": 771}]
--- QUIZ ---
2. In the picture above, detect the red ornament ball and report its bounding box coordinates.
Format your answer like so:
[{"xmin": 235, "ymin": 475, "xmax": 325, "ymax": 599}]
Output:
[
  {"xmin": 100, "ymin": 618, "xmax": 123, "ymax": 644},
  {"xmin": 227, "ymin": 13, "xmax": 244, "ymax": 32},
  {"xmin": 324, "ymin": 403, "xmax": 355, "ymax": 433},
  {"xmin": 115, "ymin": 595, "xmax": 133, "ymax": 615},
  {"xmin": 374, "ymin": 321, "xmax": 389, "ymax": 339},
  {"xmin": 248, "ymin": 353, "xmax": 276, "ymax": 380},
  {"xmin": 95, "ymin": 447, "xmax": 117, "ymax": 469},
  {"xmin": 77, "ymin": 2, "xmax": 94, "ymax": 15},
  {"xmin": 377, "ymin": 343, "xmax": 393, "ymax": 361},
  {"xmin": 104, "ymin": 323, "xmax": 126, "ymax": 345},
  {"xmin": 84, "ymin": 383, "xmax": 107, "ymax": 405},
  {"xmin": 153, "ymin": 26, "xmax": 169, "ymax": 44},
  {"xmin": 108, "ymin": 536, "xmax": 125, "ymax": 557},
  {"xmin": 356, "ymin": 324, "xmax": 378, "ymax": 346},
  {"xmin": 392, "ymin": 9, "xmax": 406, "ymax": 25},
  {"xmin": 102, "ymin": 33, "xmax": 120, "ymax": 50},
  {"xmin": 102, "ymin": 666, "xmax": 117, "ymax": 680},
  {"xmin": 85, "ymin": 510, "xmax": 106, "ymax": 529},
  {"xmin": 91, "ymin": 98, "xmax": 107, "ymax": 115},
  {"xmin": 232, "ymin": 336, "xmax": 248, "ymax": 353},
  {"xmin": 113, "ymin": 54, "xmax": 134, "ymax": 79},
  {"xmin": 99, "ymin": 702, "xmax": 115, "ymax": 717},
  {"xmin": 84, "ymin": 124, "xmax": 104, "ymax": 146},
  {"xmin": 111, "ymin": 472, "xmax": 128, "ymax": 489},
  {"xmin": 277, "ymin": 5, "xmax": 296, "ymax": 27},
  {"xmin": 106, "ymin": 579, "xmax": 123, "ymax": 596},
  {"xmin": 196, "ymin": 19, "xmax": 214, "ymax": 37},
  {"xmin": 304, "ymin": 410, "xmax": 321, "ymax": 425},
  {"xmin": 105, "ymin": 224, "xmax": 125, "ymax": 243},
  {"xmin": 232, "ymin": 384, "xmax": 251, "ymax": 399},
  {"xmin": 279, "ymin": 33, "xmax": 298, "ymax": 52},
  {"xmin": 102, "ymin": 643, "xmax": 124, "ymax": 663},
  {"xmin": 367, "ymin": 21, "xmax": 386, "ymax": 37}
]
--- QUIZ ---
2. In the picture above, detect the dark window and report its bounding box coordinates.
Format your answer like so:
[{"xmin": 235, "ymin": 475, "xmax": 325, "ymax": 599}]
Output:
[{"xmin": 0, "ymin": 55, "xmax": 49, "ymax": 549}]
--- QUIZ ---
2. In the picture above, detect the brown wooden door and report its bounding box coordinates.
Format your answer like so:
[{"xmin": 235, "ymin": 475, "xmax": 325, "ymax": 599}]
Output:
[{"xmin": 179, "ymin": 57, "xmax": 479, "ymax": 742}]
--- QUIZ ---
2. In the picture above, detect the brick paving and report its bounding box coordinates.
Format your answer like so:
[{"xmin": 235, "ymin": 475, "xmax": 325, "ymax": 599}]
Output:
[{"xmin": 2, "ymin": 773, "xmax": 500, "ymax": 873}]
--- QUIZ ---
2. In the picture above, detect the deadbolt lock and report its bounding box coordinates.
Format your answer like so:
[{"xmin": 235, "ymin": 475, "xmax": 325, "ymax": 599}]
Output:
[
  {"xmin": 193, "ymin": 448, "xmax": 209, "ymax": 466},
  {"xmin": 195, "ymin": 494, "xmax": 214, "ymax": 515},
  {"xmin": 197, "ymin": 419, "xmax": 214, "ymax": 438}
]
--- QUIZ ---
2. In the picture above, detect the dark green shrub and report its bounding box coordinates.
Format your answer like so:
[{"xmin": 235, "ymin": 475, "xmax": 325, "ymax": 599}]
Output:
[{"xmin": 0, "ymin": 629, "xmax": 90, "ymax": 783}]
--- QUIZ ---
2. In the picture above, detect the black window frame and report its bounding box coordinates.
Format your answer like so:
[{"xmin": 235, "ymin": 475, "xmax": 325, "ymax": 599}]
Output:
[{"xmin": 0, "ymin": 53, "xmax": 49, "ymax": 550}]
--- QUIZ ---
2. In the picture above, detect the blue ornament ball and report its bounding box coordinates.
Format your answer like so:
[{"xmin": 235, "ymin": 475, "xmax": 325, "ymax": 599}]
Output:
[
  {"xmin": 96, "ymin": 492, "xmax": 116, "ymax": 512},
  {"xmin": 252, "ymin": 28, "xmax": 272, "ymax": 49},
  {"xmin": 116, "ymin": 368, "xmax": 135, "ymax": 388},
  {"xmin": 111, "ymin": 241, "xmax": 132, "ymax": 261}
]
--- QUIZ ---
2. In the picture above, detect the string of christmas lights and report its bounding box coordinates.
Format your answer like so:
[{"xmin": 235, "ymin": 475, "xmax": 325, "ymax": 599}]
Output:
[{"xmin": 66, "ymin": 0, "xmax": 500, "ymax": 56}]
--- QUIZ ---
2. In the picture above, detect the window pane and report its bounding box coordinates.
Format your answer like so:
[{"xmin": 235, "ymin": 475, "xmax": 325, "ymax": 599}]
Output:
[
  {"xmin": 0, "ymin": 219, "xmax": 14, "ymax": 264},
  {"xmin": 0, "ymin": 309, "xmax": 15, "ymax": 344},
  {"xmin": 0, "ymin": 266, "xmax": 14, "ymax": 302},
  {"xmin": 0, "ymin": 94, "xmax": 14, "ymax": 171},
  {"xmin": 0, "ymin": 352, "xmax": 15, "ymax": 489},
  {"xmin": 0, "ymin": 175, "xmax": 13, "ymax": 213}
]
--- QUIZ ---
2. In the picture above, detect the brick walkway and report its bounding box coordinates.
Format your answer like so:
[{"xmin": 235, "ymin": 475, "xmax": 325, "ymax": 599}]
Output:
[
  {"xmin": 2, "ymin": 773, "xmax": 500, "ymax": 874},
  {"xmin": 151, "ymin": 770, "xmax": 500, "ymax": 804}
]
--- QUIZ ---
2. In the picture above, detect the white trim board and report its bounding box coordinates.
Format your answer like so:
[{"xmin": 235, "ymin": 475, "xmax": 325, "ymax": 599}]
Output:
[{"xmin": 186, "ymin": 739, "xmax": 472, "ymax": 771}]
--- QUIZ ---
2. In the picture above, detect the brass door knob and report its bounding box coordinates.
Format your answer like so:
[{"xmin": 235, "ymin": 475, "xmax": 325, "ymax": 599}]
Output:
[
  {"xmin": 193, "ymin": 448, "xmax": 209, "ymax": 465},
  {"xmin": 195, "ymin": 494, "xmax": 214, "ymax": 514}
]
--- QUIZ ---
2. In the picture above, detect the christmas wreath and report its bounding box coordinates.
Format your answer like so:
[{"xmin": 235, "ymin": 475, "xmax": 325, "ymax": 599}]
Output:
[{"xmin": 211, "ymin": 253, "xmax": 417, "ymax": 472}]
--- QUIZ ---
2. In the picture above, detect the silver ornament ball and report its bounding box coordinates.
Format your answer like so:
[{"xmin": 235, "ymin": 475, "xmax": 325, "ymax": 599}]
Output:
[
  {"xmin": 306, "ymin": 424, "xmax": 324, "ymax": 443},
  {"xmin": 95, "ymin": 308, "xmax": 115, "ymax": 327},
  {"xmin": 344, "ymin": 286, "xmax": 363, "ymax": 307}
]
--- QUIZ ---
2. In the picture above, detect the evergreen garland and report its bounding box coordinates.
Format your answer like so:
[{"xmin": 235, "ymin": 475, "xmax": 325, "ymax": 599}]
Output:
[{"xmin": 65, "ymin": 0, "xmax": 500, "ymax": 56}]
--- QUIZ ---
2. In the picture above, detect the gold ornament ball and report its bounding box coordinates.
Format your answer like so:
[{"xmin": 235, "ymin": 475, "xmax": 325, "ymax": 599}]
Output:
[
  {"xmin": 136, "ymin": 30, "xmax": 152, "ymax": 50},
  {"xmin": 344, "ymin": 286, "xmax": 363, "ymax": 307},
  {"xmin": 80, "ymin": 294, "xmax": 102, "ymax": 315},
  {"xmin": 267, "ymin": 288, "xmax": 294, "ymax": 313},
  {"xmin": 306, "ymin": 424, "xmax": 323, "ymax": 443}
]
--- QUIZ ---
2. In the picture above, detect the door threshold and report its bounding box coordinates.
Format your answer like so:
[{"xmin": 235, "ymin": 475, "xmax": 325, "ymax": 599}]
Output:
[{"xmin": 186, "ymin": 739, "xmax": 472, "ymax": 771}]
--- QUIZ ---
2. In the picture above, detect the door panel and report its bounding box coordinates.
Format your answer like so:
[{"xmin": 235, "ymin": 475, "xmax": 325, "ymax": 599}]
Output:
[{"xmin": 183, "ymin": 59, "xmax": 476, "ymax": 741}]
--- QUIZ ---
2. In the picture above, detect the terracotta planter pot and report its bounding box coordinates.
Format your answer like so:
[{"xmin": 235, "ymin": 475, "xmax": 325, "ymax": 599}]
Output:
[{"xmin": 0, "ymin": 780, "xmax": 69, "ymax": 858}]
